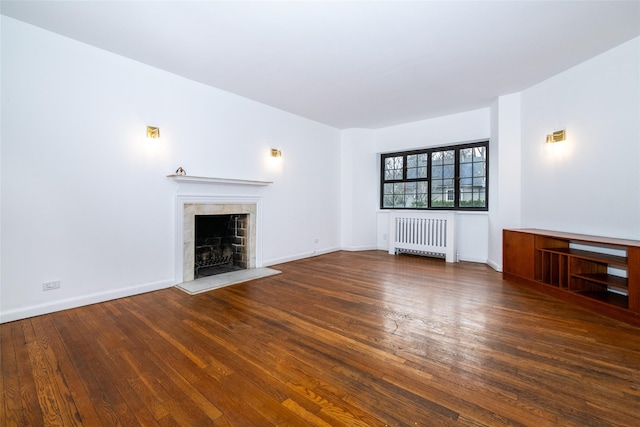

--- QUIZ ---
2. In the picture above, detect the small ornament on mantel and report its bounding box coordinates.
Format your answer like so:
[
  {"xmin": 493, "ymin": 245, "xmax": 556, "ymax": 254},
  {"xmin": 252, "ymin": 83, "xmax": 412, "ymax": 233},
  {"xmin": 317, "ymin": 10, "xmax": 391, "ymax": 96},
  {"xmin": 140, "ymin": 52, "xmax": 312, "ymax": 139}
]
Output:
[{"xmin": 175, "ymin": 167, "xmax": 186, "ymax": 176}]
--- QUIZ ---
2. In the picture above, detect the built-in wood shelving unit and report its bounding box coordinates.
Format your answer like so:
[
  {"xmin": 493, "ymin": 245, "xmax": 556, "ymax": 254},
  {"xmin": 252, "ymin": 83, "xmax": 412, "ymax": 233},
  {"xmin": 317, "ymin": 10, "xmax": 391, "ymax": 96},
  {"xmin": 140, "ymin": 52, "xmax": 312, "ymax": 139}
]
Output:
[{"xmin": 503, "ymin": 228, "xmax": 640, "ymax": 325}]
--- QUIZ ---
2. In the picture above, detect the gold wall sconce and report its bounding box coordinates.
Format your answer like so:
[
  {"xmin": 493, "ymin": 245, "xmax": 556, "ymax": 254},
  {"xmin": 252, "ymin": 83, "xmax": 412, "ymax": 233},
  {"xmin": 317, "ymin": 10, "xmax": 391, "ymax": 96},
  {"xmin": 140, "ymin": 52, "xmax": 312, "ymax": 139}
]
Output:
[
  {"xmin": 146, "ymin": 126, "xmax": 160, "ymax": 139},
  {"xmin": 271, "ymin": 148, "xmax": 282, "ymax": 157},
  {"xmin": 545, "ymin": 129, "xmax": 566, "ymax": 144}
]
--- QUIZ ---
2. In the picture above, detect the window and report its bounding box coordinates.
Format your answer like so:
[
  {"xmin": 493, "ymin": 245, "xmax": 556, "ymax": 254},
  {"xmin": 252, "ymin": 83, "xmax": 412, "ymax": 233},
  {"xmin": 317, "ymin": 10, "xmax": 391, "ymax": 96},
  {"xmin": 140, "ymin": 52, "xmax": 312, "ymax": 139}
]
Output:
[{"xmin": 381, "ymin": 141, "xmax": 488, "ymax": 210}]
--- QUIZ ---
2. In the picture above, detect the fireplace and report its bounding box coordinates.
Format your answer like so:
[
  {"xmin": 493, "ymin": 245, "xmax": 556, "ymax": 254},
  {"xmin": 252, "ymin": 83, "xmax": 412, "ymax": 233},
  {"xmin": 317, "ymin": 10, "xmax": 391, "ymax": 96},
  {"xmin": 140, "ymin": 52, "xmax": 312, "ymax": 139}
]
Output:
[
  {"xmin": 194, "ymin": 214, "xmax": 248, "ymax": 278},
  {"xmin": 180, "ymin": 201, "xmax": 257, "ymax": 283}
]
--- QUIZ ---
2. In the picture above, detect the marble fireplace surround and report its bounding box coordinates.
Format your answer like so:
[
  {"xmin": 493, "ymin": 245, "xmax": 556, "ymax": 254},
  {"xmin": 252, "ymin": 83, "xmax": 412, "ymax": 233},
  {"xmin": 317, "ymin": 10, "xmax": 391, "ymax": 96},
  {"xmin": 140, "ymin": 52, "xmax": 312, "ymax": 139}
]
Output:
[{"xmin": 174, "ymin": 194, "xmax": 263, "ymax": 285}]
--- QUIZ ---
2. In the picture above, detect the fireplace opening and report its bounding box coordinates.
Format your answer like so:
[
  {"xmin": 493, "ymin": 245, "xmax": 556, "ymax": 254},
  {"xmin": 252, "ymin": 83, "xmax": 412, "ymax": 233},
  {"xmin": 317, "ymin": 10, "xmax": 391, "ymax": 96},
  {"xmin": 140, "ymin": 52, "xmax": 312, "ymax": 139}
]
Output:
[{"xmin": 194, "ymin": 214, "xmax": 248, "ymax": 279}]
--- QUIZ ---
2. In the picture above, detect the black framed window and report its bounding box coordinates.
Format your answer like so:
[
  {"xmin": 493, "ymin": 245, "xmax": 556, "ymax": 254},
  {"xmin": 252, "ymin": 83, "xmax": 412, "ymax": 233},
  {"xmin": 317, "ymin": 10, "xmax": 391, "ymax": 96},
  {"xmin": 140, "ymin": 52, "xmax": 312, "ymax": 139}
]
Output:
[{"xmin": 380, "ymin": 141, "xmax": 488, "ymax": 210}]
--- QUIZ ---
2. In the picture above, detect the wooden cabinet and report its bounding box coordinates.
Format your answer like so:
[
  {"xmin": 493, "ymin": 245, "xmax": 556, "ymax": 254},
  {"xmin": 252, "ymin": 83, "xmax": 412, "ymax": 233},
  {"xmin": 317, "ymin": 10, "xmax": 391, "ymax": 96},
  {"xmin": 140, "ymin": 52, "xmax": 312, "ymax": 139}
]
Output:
[
  {"xmin": 503, "ymin": 231, "xmax": 535, "ymax": 280},
  {"xmin": 503, "ymin": 229, "xmax": 640, "ymax": 325}
]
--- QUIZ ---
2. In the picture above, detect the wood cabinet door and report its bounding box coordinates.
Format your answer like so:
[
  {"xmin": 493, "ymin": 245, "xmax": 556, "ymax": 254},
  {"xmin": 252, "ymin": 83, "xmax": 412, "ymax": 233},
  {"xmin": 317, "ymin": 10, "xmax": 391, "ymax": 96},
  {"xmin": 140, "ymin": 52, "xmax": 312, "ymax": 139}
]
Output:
[{"xmin": 503, "ymin": 230, "xmax": 535, "ymax": 280}]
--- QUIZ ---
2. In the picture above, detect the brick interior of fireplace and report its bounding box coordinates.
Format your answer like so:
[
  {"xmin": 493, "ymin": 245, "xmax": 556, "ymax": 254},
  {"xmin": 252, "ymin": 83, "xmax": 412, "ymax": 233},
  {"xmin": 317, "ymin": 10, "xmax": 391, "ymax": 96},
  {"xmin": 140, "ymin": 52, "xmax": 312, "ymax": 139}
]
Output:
[{"xmin": 194, "ymin": 214, "xmax": 248, "ymax": 279}]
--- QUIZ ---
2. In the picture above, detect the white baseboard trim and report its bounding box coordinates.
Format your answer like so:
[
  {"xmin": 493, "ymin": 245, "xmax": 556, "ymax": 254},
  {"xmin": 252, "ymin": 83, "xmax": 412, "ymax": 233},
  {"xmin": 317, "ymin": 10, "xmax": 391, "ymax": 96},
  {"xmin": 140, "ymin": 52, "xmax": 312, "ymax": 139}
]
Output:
[
  {"xmin": 458, "ymin": 256, "xmax": 488, "ymax": 264},
  {"xmin": 487, "ymin": 258, "xmax": 502, "ymax": 272},
  {"xmin": 0, "ymin": 279, "xmax": 174, "ymax": 324},
  {"xmin": 341, "ymin": 245, "xmax": 379, "ymax": 252},
  {"xmin": 263, "ymin": 247, "xmax": 341, "ymax": 267}
]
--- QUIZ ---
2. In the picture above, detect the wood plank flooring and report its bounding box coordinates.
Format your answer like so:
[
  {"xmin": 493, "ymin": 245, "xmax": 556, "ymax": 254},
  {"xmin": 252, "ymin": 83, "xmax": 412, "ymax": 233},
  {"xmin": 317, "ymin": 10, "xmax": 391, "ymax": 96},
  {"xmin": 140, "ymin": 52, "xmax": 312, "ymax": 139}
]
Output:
[{"xmin": 2, "ymin": 250, "xmax": 640, "ymax": 426}]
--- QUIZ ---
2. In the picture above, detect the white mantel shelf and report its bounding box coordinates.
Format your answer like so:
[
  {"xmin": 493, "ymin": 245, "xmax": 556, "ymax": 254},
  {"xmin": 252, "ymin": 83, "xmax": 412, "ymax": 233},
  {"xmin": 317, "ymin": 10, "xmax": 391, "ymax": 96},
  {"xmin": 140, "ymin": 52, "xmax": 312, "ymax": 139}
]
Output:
[{"xmin": 167, "ymin": 174, "xmax": 272, "ymax": 186}]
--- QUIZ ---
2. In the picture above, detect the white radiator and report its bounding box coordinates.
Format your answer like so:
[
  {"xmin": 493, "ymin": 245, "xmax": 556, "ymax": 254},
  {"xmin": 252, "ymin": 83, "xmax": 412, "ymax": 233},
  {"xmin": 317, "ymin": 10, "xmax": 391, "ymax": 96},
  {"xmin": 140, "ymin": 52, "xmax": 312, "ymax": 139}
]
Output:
[{"xmin": 388, "ymin": 211, "xmax": 456, "ymax": 263}]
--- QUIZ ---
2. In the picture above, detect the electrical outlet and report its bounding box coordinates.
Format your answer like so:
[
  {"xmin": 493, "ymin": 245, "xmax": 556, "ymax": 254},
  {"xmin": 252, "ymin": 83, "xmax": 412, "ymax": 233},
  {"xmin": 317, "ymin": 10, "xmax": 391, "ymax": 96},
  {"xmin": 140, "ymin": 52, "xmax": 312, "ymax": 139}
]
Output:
[
  {"xmin": 43, "ymin": 280, "xmax": 60, "ymax": 291},
  {"xmin": 314, "ymin": 238, "xmax": 320, "ymax": 244}
]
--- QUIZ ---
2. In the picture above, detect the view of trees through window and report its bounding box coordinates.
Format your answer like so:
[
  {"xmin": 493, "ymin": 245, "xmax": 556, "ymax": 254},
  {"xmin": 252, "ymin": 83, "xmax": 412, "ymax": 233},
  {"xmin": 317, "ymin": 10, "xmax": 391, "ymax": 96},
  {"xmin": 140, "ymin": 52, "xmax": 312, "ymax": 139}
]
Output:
[{"xmin": 381, "ymin": 141, "xmax": 488, "ymax": 210}]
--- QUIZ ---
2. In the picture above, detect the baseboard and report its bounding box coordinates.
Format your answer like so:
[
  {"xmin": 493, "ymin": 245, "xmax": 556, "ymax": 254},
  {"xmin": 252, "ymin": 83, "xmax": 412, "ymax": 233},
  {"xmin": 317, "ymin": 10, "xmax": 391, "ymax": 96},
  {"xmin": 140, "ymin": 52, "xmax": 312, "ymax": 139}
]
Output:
[
  {"xmin": 459, "ymin": 256, "xmax": 488, "ymax": 264},
  {"xmin": 263, "ymin": 247, "xmax": 341, "ymax": 267},
  {"xmin": 341, "ymin": 245, "xmax": 379, "ymax": 252},
  {"xmin": 486, "ymin": 258, "xmax": 502, "ymax": 272},
  {"xmin": 0, "ymin": 279, "xmax": 174, "ymax": 324}
]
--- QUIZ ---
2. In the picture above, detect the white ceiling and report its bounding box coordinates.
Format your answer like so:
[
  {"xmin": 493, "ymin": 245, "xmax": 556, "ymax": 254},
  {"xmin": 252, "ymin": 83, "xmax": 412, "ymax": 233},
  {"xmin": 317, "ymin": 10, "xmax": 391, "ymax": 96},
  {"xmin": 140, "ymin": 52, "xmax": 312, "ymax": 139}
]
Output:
[{"xmin": 2, "ymin": 1, "xmax": 639, "ymax": 129}]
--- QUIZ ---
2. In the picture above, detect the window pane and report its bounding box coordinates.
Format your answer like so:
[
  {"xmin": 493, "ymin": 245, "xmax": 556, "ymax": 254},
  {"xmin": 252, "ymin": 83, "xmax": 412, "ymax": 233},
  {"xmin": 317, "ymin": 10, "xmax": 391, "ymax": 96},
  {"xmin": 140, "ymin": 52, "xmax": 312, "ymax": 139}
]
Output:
[
  {"xmin": 443, "ymin": 150, "xmax": 455, "ymax": 164},
  {"xmin": 474, "ymin": 190, "xmax": 486, "ymax": 207},
  {"xmin": 406, "ymin": 154, "xmax": 427, "ymax": 180},
  {"xmin": 459, "ymin": 145, "xmax": 487, "ymax": 209},
  {"xmin": 432, "ymin": 152, "xmax": 442, "ymax": 166},
  {"xmin": 432, "ymin": 194, "xmax": 454, "ymax": 207},
  {"xmin": 403, "ymin": 182, "xmax": 416, "ymax": 208},
  {"xmin": 383, "ymin": 195, "xmax": 394, "ymax": 208},
  {"xmin": 431, "ymin": 178, "xmax": 454, "ymax": 207},
  {"xmin": 407, "ymin": 167, "xmax": 427, "ymax": 180},
  {"xmin": 443, "ymin": 165, "xmax": 454, "ymax": 178},
  {"xmin": 385, "ymin": 157, "xmax": 394, "ymax": 169},
  {"xmin": 413, "ymin": 193, "xmax": 428, "ymax": 208},
  {"xmin": 433, "ymin": 178, "xmax": 455, "ymax": 188},
  {"xmin": 460, "ymin": 148, "xmax": 472, "ymax": 163},
  {"xmin": 460, "ymin": 162, "xmax": 472, "ymax": 179},
  {"xmin": 433, "ymin": 150, "xmax": 455, "ymax": 165},
  {"xmin": 404, "ymin": 195, "xmax": 414, "ymax": 208},
  {"xmin": 383, "ymin": 156, "xmax": 403, "ymax": 181}
]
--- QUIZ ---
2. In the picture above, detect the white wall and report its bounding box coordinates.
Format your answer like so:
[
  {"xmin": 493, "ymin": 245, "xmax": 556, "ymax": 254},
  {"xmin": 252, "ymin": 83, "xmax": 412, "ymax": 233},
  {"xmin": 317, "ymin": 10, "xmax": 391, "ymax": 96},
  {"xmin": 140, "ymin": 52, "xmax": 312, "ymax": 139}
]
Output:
[
  {"xmin": 0, "ymin": 16, "xmax": 3, "ymax": 308},
  {"xmin": 370, "ymin": 109, "xmax": 492, "ymax": 262},
  {"xmin": 488, "ymin": 93, "xmax": 522, "ymax": 270},
  {"xmin": 520, "ymin": 37, "xmax": 640, "ymax": 239},
  {"xmin": 0, "ymin": 17, "xmax": 341, "ymax": 322},
  {"xmin": 340, "ymin": 128, "xmax": 378, "ymax": 251}
]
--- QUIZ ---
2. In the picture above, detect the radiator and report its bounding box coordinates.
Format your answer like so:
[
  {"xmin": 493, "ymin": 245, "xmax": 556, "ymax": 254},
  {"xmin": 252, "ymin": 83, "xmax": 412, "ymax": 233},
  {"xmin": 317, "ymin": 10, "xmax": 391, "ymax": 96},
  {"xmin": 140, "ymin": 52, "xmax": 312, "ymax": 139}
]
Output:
[{"xmin": 388, "ymin": 211, "xmax": 456, "ymax": 263}]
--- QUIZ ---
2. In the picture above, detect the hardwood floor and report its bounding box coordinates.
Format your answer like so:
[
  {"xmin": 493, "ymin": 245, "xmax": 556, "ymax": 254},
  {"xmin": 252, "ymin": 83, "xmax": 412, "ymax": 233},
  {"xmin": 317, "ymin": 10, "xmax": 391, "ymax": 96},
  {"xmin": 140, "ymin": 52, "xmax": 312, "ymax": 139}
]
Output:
[{"xmin": 2, "ymin": 251, "xmax": 640, "ymax": 426}]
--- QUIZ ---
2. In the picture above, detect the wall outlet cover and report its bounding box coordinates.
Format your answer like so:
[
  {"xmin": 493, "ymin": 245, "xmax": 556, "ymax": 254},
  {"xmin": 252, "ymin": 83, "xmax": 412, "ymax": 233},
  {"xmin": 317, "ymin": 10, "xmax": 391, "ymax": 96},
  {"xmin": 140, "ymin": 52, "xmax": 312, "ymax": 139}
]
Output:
[{"xmin": 43, "ymin": 280, "xmax": 61, "ymax": 291}]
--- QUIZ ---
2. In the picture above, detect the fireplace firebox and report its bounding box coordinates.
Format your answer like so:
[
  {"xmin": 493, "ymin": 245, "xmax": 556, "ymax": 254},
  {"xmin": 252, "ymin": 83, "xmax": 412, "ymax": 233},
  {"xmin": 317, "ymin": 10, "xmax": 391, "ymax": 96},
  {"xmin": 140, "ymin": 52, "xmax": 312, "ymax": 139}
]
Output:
[{"xmin": 194, "ymin": 214, "xmax": 248, "ymax": 279}]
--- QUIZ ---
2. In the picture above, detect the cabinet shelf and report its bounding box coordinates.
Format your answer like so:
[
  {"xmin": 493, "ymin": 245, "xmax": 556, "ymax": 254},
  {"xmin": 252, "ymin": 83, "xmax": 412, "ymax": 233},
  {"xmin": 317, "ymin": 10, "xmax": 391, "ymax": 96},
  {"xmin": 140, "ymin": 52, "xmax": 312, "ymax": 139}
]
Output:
[
  {"xmin": 574, "ymin": 290, "xmax": 629, "ymax": 309},
  {"xmin": 538, "ymin": 247, "xmax": 627, "ymax": 267},
  {"xmin": 572, "ymin": 273, "xmax": 628, "ymax": 290}
]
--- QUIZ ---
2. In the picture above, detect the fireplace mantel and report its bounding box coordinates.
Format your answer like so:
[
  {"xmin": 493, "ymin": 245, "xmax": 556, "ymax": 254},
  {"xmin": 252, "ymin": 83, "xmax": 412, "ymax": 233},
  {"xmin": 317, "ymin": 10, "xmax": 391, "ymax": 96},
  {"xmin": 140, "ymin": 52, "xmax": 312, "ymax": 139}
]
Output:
[{"xmin": 167, "ymin": 174, "xmax": 272, "ymax": 186}]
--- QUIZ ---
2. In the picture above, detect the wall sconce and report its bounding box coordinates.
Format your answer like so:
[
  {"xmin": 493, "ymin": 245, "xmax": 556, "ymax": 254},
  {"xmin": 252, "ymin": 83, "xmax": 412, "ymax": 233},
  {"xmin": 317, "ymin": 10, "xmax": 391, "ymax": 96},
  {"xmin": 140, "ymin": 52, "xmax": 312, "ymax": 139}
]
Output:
[
  {"xmin": 146, "ymin": 126, "xmax": 160, "ymax": 139},
  {"xmin": 545, "ymin": 129, "xmax": 566, "ymax": 144},
  {"xmin": 271, "ymin": 148, "xmax": 282, "ymax": 158}
]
